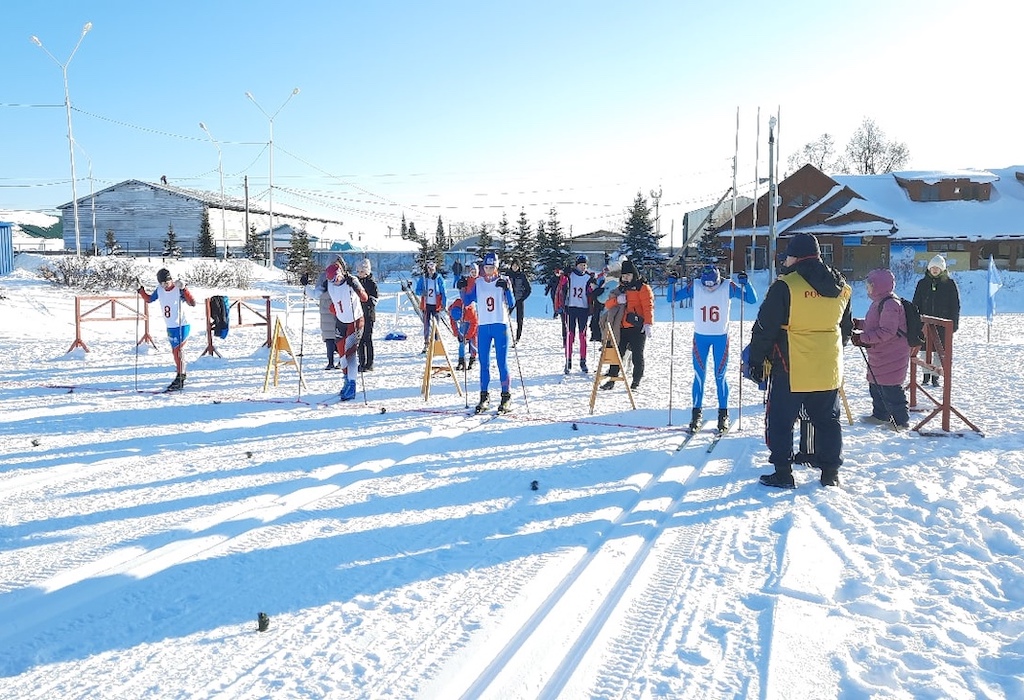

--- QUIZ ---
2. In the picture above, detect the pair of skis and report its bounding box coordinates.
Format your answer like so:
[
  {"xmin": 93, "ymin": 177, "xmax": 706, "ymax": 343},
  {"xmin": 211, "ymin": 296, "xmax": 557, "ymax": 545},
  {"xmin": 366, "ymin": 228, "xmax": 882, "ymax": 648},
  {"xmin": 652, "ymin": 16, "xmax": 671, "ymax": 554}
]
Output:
[{"xmin": 676, "ymin": 423, "xmax": 729, "ymax": 453}]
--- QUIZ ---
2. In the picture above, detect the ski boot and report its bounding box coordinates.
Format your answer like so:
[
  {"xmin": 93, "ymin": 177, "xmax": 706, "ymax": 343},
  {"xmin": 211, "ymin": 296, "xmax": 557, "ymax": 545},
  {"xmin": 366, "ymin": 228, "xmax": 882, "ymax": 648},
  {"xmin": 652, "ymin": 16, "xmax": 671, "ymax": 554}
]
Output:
[
  {"xmin": 564, "ymin": 359, "xmax": 572, "ymax": 375},
  {"xmin": 580, "ymin": 358, "xmax": 589, "ymax": 374},
  {"xmin": 497, "ymin": 391, "xmax": 512, "ymax": 414},
  {"xmin": 339, "ymin": 379, "xmax": 357, "ymax": 402},
  {"xmin": 630, "ymin": 378, "xmax": 641, "ymax": 391},
  {"xmin": 474, "ymin": 391, "xmax": 490, "ymax": 414},
  {"xmin": 165, "ymin": 373, "xmax": 185, "ymax": 392},
  {"xmin": 717, "ymin": 408, "xmax": 729, "ymax": 433},
  {"xmin": 688, "ymin": 408, "xmax": 702, "ymax": 433},
  {"xmin": 468, "ymin": 355, "xmax": 476, "ymax": 370},
  {"xmin": 455, "ymin": 358, "xmax": 466, "ymax": 371}
]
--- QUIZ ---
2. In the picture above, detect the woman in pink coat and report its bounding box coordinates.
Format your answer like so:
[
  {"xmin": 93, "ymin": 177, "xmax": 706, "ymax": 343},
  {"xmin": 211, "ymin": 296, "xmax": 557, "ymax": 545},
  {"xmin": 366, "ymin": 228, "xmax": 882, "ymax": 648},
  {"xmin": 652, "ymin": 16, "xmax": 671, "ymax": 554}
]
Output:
[{"xmin": 851, "ymin": 268, "xmax": 913, "ymax": 428}]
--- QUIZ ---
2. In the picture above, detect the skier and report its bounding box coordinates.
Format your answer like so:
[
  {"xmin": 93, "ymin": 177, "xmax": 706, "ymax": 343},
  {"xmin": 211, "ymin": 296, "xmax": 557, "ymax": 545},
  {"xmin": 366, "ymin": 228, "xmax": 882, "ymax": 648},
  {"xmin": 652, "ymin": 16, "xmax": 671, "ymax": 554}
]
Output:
[
  {"xmin": 448, "ymin": 296, "xmax": 479, "ymax": 371},
  {"xmin": 667, "ymin": 265, "xmax": 758, "ymax": 433},
  {"xmin": 415, "ymin": 259, "xmax": 447, "ymax": 353},
  {"xmin": 466, "ymin": 252, "xmax": 515, "ymax": 413},
  {"xmin": 455, "ymin": 261, "xmax": 479, "ymax": 305},
  {"xmin": 599, "ymin": 258, "xmax": 654, "ymax": 391},
  {"xmin": 912, "ymin": 254, "xmax": 960, "ymax": 387},
  {"xmin": 355, "ymin": 259, "xmax": 379, "ymax": 372},
  {"xmin": 588, "ymin": 265, "xmax": 610, "ymax": 342},
  {"xmin": 555, "ymin": 255, "xmax": 597, "ymax": 373},
  {"xmin": 507, "ymin": 259, "xmax": 532, "ymax": 344},
  {"xmin": 326, "ymin": 260, "xmax": 369, "ymax": 401},
  {"xmin": 137, "ymin": 268, "xmax": 197, "ymax": 392}
]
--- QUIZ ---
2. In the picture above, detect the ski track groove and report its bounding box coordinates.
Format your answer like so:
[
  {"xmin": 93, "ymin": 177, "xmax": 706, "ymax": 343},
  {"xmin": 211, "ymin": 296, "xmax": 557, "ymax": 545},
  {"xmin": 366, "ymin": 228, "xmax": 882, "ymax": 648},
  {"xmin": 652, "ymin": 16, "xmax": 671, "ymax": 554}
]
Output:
[
  {"xmin": 0, "ymin": 409, "xmax": 493, "ymax": 655},
  {"xmin": 453, "ymin": 428, "xmax": 750, "ymax": 699}
]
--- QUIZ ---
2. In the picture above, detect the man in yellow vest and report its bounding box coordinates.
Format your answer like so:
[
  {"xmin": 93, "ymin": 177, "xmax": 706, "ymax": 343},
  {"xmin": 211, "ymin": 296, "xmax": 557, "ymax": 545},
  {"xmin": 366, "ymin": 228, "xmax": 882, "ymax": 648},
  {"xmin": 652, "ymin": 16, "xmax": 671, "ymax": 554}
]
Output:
[{"xmin": 747, "ymin": 233, "xmax": 853, "ymax": 488}]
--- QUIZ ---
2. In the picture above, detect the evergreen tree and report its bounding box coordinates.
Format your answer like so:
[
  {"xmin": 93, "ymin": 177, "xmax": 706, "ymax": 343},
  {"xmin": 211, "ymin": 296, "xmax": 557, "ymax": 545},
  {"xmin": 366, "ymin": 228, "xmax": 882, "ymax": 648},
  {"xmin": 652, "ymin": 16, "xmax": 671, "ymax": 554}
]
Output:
[
  {"xmin": 198, "ymin": 207, "xmax": 217, "ymax": 258},
  {"xmin": 536, "ymin": 207, "xmax": 571, "ymax": 282},
  {"xmin": 495, "ymin": 212, "xmax": 512, "ymax": 258},
  {"xmin": 285, "ymin": 224, "xmax": 316, "ymax": 283},
  {"xmin": 696, "ymin": 219, "xmax": 726, "ymax": 268},
  {"xmin": 475, "ymin": 222, "xmax": 494, "ymax": 259},
  {"xmin": 103, "ymin": 229, "xmax": 123, "ymax": 256},
  {"xmin": 508, "ymin": 209, "xmax": 536, "ymax": 273},
  {"xmin": 435, "ymin": 216, "xmax": 447, "ymax": 251},
  {"xmin": 618, "ymin": 192, "xmax": 662, "ymax": 272},
  {"xmin": 400, "ymin": 213, "xmax": 409, "ymax": 240},
  {"xmin": 162, "ymin": 222, "xmax": 183, "ymax": 259},
  {"xmin": 243, "ymin": 223, "xmax": 265, "ymax": 261}
]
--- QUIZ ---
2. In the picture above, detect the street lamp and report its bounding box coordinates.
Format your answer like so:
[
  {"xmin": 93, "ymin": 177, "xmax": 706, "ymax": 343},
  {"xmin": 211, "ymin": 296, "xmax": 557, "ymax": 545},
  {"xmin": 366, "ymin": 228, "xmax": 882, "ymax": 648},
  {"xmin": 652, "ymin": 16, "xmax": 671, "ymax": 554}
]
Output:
[
  {"xmin": 767, "ymin": 115, "xmax": 778, "ymax": 280},
  {"xmin": 31, "ymin": 21, "xmax": 93, "ymax": 257},
  {"xmin": 244, "ymin": 87, "xmax": 300, "ymax": 267},
  {"xmin": 199, "ymin": 122, "xmax": 228, "ymax": 259}
]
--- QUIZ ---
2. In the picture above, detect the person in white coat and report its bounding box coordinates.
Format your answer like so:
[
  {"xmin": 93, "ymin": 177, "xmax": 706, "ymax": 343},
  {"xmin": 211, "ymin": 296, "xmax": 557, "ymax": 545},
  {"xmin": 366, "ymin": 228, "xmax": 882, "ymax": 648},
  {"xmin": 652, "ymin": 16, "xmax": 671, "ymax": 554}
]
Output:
[{"xmin": 326, "ymin": 259, "xmax": 368, "ymax": 401}]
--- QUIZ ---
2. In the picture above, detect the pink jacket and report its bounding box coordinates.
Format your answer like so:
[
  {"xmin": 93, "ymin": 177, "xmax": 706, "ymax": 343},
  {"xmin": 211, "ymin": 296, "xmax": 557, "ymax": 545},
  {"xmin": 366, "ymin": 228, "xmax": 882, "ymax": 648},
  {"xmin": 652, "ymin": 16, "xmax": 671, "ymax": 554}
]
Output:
[{"xmin": 860, "ymin": 268, "xmax": 914, "ymax": 386}]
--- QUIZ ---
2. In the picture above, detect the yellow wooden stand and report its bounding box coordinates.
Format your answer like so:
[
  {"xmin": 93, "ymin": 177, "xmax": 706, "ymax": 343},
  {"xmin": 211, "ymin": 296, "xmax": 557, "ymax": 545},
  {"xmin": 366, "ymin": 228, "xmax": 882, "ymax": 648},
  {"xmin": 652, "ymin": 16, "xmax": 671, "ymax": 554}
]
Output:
[
  {"xmin": 589, "ymin": 321, "xmax": 636, "ymax": 413},
  {"xmin": 421, "ymin": 318, "xmax": 461, "ymax": 400},
  {"xmin": 263, "ymin": 317, "xmax": 307, "ymax": 391}
]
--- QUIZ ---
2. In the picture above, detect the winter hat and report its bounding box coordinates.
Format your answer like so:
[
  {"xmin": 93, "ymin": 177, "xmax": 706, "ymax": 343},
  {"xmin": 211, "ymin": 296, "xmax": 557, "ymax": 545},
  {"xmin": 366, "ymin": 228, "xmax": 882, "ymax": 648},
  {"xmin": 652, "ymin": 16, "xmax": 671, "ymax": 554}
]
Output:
[
  {"xmin": 928, "ymin": 255, "xmax": 946, "ymax": 272},
  {"xmin": 784, "ymin": 232, "xmax": 821, "ymax": 259},
  {"xmin": 700, "ymin": 266, "xmax": 721, "ymax": 287},
  {"xmin": 157, "ymin": 268, "xmax": 172, "ymax": 283},
  {"xmin": 356, "ymin": 258, "xmax": 371, "ymax": 275},
  {"xmin": 620, "ymin": 258, "xmax": 637, "ymax": 277},
  {"xmin": 575, "ymin": 254, "xmax": 588, "ymax": 266},
  {"xmin": 483, "ymin": 252, "xmax": 499, "ymax": 267},
  {"xmin": 448, "ymin": 301, "xmax": 463, "ymax": 322},
  {"xmin": 466, "ymin": 262, "xmax": 479, "ymax": 275}
]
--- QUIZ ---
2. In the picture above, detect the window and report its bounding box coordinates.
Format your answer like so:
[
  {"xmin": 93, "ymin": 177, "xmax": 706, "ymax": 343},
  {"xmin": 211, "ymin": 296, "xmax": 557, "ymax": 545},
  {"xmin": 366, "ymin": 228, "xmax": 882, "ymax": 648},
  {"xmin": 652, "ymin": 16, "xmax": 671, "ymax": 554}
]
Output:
[{"xmin": 820, "ymin": 243, "xmax": 834, "ymax": 266}]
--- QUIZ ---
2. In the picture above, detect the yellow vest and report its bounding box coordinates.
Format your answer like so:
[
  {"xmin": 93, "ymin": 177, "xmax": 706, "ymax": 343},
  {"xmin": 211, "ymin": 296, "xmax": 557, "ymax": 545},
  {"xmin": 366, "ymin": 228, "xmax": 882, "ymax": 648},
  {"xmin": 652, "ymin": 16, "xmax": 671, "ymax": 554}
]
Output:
[{"xmin": 781, "ymin": 273, "xmax": 851, "ymax": 392}]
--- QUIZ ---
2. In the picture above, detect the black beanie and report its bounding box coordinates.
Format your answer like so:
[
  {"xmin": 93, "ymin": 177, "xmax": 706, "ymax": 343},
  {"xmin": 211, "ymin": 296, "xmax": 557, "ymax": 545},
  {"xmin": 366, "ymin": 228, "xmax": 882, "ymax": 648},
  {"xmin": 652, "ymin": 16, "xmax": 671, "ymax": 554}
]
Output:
[
  {"xmin": 620, "ymin": 259, "xmax": 637, "ymax": 276},
  {"xmin": 784, "ymin": 233, "xmax": 820, "ymax": 259}
]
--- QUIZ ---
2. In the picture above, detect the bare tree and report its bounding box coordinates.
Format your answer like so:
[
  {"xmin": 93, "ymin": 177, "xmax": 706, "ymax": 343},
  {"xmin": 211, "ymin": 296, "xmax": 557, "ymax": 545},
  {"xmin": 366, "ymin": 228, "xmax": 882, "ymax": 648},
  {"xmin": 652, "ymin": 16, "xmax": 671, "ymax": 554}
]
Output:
[
  {"xmin": 787, "ymin": 133, "xmax": 844, "ymax": 173},
  {"xmin": 845, "ymin": 118, "xmax": 910, "ymax": 174}
]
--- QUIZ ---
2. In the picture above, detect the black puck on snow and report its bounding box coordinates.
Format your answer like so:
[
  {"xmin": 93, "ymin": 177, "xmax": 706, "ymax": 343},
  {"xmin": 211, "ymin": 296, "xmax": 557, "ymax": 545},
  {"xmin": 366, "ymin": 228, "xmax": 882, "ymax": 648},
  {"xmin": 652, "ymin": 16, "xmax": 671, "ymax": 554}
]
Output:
[
  {"xmin": 257, "ymin": 612, "xmax": 270, "ymax": 632},
  {"xmin": 530, "ymin": 480, "xmax": 539, "ymax": 491},
  {"xmin": 380, "ymin": 407, "xmax": 387, "ymax": 414},
  {"xmin": 31, "ymin": 438, "xmax": 41, "ymax": 447},
  {"xmin": 571, "ymin": 423, "xmax": 578, "ymax": 430},
  {"xmin": 245, "ymin": 451, "xmax": 253, "ymax": 459}
]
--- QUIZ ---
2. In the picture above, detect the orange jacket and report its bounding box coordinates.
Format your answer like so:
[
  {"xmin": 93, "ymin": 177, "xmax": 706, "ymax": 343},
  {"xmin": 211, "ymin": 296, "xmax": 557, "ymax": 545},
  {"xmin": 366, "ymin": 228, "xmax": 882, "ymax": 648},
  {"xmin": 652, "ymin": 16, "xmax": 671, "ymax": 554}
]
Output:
[
  {"xmin": 604, "ymin": 281, "xmax": 654, "ymax": 328},
  {"xmin": 448, "ymin": 298, "xmax": 478, "ymax": 340}
]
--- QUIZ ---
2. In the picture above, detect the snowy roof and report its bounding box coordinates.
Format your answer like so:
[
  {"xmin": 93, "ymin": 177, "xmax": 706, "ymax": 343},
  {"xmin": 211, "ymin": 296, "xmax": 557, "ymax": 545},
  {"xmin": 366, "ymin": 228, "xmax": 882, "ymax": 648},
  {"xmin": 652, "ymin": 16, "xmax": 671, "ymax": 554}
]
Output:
[{"xmin": 832, "ymin": 166, "xmax": 1024, "ymax": 241}]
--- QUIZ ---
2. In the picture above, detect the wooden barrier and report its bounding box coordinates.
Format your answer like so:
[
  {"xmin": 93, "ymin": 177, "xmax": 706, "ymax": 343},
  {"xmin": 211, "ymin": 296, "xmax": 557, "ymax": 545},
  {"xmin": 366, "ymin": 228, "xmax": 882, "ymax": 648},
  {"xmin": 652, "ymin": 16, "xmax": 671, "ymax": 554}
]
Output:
[
  {"xmin": 909, "ymin": 315, "xmax": 981, "ymax": 435},
  {"xmin": 200, "ymin": 295, "xmax": 273, "ymax": 358},
  {"xmin": 67, "ymin": 295, "xmax": 156, "ymax": 353}
]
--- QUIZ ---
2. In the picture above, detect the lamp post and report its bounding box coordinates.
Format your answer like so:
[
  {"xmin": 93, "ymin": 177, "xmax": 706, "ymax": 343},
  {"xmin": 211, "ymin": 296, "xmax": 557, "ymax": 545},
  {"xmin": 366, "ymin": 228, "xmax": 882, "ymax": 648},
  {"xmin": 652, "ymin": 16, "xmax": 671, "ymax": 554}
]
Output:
[
  {"xmin": 31, "ymin": 21, "xmax": 92, "ymax": 257},
  {"xmin": 767, "ymin": 115, "xmax": 778, "ymax": 280},
  {"xmin": 244, "ymin": 88, "xmax": 300, "ymax": 267},
  {"xmin": 199, "ymin": 122, "xmax": 228, "ymax": 259}
]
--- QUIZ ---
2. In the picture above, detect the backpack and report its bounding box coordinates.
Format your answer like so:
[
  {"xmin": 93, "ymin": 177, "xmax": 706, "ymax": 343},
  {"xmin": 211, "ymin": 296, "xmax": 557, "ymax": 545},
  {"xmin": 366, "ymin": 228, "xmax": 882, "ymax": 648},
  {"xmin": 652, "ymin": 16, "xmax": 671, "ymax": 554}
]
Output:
[
  {"xmin": 210, "ymin": 295, "xmax": 230, "ymax": 339},
  {"xmin": 881, "ymin": 296, "xmax": 924, "ymax": 348}
]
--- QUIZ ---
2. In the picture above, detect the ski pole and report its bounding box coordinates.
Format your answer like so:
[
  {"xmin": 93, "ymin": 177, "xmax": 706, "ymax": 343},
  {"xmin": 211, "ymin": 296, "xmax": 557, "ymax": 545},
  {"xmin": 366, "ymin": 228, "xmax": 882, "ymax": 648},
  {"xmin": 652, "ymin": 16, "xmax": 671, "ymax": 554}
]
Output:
[
  {"xmin": 738, "ymin": 277, "xmax": 745, "ymax": 431},
  {"xmin": 297, "ymin": 274, "xmax": 309, "ymax": 401},
  {"xmin": 508, "ymin": 323, "xmax": 530, "ymax": 415},
  {"xmin": 857, "ymin": 343, "xmax": 900, "ymax": 432},
  {"xmin": 668, "ymin": 281, "xmax": 676, "ymax": 426},
  {"xmin": 134, "ymin": 283, "xmax": 141, "ymax": 392}
]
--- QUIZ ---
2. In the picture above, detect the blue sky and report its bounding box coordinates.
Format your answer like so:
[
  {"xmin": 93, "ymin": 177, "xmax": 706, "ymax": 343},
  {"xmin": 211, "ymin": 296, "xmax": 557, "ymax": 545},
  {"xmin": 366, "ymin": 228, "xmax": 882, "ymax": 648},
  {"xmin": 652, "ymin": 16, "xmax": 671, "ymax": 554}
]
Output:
[{"xmin": 2, "ymin": 0, "xmax": 1022, "ymax": 244}]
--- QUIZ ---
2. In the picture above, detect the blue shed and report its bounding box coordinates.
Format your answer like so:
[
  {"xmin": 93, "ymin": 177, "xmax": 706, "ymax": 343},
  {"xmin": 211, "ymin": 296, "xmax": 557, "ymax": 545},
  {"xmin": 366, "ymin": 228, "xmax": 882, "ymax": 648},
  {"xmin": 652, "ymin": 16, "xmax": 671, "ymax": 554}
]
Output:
[{"xmin": 0, "ymin": 222, "xmax": 13, "ymax": 276}]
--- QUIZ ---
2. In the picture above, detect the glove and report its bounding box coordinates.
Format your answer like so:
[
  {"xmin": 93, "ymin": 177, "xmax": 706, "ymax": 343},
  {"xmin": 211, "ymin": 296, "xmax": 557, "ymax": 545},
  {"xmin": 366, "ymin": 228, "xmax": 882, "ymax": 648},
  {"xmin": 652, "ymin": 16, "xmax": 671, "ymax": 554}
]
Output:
[
  {"xmin": 137, "ymin": 285, "xmax": 146, "ymax": 296},
  {"xmin": 495, "ymin": 278, "xmax": 508, "ymax": 289},
  {"xmin": 643, "ymin": 324, "xmax": 653, "ymax": 338},
  {"xmin": 617, "ymin": 294, "xmax": 627, "ymax": 305},
  {"xmin": 737, "ymin": 271, "xmax": 748, "ymax": 286},
  {"xmin": 850, "ymin": 330, "xmax": 870, "ymax": 347},
  {"xmin": 748, "ymin": 359, "xmax": 765, "ymax": 383},
  {"xmin": 456, "ymin": 278, "xmax": 467, "ymax": 290},
  {"xmin": 458, "ymin": 334, "xmax": 465, "ymax": 344},
  {"xmin": 299, "ymin": 272, "xmax": 310, "ymax": 286},
  {"xmin": 852, "ymin": 318, "xmax": 865, "ymax": 331}
]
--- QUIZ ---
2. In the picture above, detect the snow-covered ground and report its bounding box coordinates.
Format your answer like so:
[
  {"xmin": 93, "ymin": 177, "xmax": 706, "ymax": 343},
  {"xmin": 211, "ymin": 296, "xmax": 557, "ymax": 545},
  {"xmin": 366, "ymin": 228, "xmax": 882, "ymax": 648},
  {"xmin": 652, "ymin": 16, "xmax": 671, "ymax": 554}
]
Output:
[{"xmin": 1, "ymin": 256, "xmax": 1022, "ymax": 699}]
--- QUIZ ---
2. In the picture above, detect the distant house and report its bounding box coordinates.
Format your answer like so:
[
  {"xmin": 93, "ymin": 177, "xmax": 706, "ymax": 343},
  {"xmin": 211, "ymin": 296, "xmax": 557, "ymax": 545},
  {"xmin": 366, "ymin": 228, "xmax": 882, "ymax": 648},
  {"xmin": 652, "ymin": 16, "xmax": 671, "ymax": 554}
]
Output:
[
  {"xmin": 56, "ymin": 179, "xmax": 346, "ymax": 257},
  {"xmin": 716, "ymin": 164, "xmax": 1024, "ymax": 279}
]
